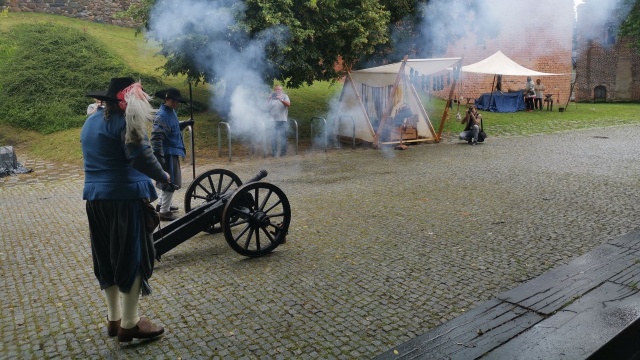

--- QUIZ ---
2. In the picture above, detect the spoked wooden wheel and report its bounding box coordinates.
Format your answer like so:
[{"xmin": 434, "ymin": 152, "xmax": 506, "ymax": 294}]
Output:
[
  {"xmin": 184, "ymin": 169, "xmax": 242, "ymax": 233},
  {"xmin": 221, "ymin": 182, "xmax": 291, "ymax": 257}
]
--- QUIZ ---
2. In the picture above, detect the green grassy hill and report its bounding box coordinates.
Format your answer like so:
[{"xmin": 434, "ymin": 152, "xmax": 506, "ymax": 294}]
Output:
[{"xmin": 0, "ymin": 13, "xmax": 341, "ymax": 164}]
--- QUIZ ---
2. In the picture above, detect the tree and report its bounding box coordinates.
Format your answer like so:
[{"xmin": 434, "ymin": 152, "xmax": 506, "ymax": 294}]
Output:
[
  {"xmin": 124, "ymin": 0, "xmax": 390, "ymax": 88},
  {"xmin": 359, "ymin": 0, "xmax": 484, "ymax": 67},
  {"xmin": 619, "ymin": 0, "xmax": 640, "ymax": 50}
]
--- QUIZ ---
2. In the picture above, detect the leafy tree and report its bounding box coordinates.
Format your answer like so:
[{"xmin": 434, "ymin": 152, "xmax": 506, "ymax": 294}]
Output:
[
  {"xmin": 124, "ymin": 0, "xmax": 390, "ymax": 88},
  {"xmin": 360, "ymin": 0, "xmax": 487, "ymax": 66},
  {"xmin": 619, "ymin": 0, "xmax": 640, "ymax": 49}
]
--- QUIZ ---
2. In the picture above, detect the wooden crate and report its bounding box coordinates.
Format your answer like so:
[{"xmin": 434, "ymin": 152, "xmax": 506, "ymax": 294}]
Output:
[{"xmin": 389, "ymin": 127, "xmax": 417, "ymax": 142}]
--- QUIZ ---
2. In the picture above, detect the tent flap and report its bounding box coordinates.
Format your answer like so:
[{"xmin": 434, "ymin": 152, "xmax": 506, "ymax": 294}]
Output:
[
  {"xmin": 334, "ymin": 57, "xmax": 463, "ymax": 145},
  {"xmin": 461, "ymin": 51, "xmax": 561, "ymax": 76},
  {"xmin": 352, "ymin": 58, "xmax": 463, "ymax": 87}
]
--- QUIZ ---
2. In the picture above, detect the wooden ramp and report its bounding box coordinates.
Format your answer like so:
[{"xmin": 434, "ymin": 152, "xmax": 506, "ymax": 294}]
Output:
[{"xmin": 376, "ymin": 229, "xmax": 640, "ymax": 360}]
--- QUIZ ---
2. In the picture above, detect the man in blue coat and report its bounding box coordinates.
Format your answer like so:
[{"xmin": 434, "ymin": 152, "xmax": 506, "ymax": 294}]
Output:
[
  {"xmin": 82, "ymin": 77, "xmax": 168, "ymax": 342},
  {"xmin": 151, "ymin": 88, "xmax": 193, "ymax": 221}
]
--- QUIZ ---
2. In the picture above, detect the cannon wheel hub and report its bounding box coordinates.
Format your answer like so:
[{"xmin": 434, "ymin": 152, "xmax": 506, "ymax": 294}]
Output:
[{"xmin": 221, "ymin": 182, "xmax": 291, "ymax": 257}]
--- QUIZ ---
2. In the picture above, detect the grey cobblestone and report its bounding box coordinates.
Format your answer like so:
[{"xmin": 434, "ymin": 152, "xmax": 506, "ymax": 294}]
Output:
[{"xmin": 2, "ymin": 126, "xmax": 640, "ymax": 358}]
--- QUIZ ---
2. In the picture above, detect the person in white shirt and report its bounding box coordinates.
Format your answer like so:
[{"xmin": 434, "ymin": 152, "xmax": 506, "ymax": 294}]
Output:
[
  {"xmin": 534, "ymin": 79, "xmax": 545, "ymax": 110},
  {"xmin": 267, "ymin": 85, "xmax": 291, "ymax": 156}
]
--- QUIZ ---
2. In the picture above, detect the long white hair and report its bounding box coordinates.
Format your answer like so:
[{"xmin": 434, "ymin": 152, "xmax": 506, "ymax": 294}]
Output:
[{"xmin": 120, "ymin": 83, "xmax": 156, "ymax": 144}]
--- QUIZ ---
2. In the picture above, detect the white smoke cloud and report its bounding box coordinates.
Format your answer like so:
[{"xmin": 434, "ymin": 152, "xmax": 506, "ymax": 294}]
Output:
[
  {"xmin": 146, "ymin": 0, "xmax": 287, "ymax": 142},
  {"xmin": 575, "ymin": 0, "xmax": 634, "ymax": 46},
  {"xmin": 419, "ymin": 0, "xmax": 634, "ymax": 54}
]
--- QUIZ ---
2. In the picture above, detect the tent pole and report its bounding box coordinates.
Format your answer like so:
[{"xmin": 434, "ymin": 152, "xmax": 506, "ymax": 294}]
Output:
[
  {"xmin": 408, "ymin": 80, "xmax": 437, "ymax": 140},
  {"xmin": 374, "ymin": 55, "xmax": 408, "ymax": 148},
  {"xmin": 486, "ymin": 74, "xmax": 497, "ymax": 112},
  {"xmin": 436, "ymin": 61, "xmax": 462, "ymax": 142}
]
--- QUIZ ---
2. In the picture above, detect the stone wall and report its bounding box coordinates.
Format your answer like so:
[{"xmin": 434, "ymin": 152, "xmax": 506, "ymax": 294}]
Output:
[
  {"xmin": 575, "ymin": 1, "xmax": 640, "ymax": 102},
  {"xmin": 4, "ymin": 0, "xmax": 139, "ymax": 27},
  {"xmin": 433, "ymin": 0, "xmax": 574, "ymax": 107}
]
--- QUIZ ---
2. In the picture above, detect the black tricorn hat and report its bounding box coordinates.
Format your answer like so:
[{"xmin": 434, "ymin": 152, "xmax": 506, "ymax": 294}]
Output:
[
  {"xmin": 154, "ymin": 88, "xmax": 187, "ymax": 104},
  {"xmin": 86, "ymin": 77, "xmax": 135, "ymax": 101}
]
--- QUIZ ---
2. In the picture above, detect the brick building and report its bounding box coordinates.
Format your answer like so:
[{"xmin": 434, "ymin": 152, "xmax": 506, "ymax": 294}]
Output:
[
  {"xmin": 575, "ymin": 0, "xmax": 640, "ymax": 102},
  {"xmin": 428, "ymin": 0, "xmax": 574, "ymax": 107}
]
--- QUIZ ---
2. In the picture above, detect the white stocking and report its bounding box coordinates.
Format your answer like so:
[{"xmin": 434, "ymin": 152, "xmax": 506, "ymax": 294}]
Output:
[
  {"xmin": 104, "ymin": 285, "xmax": 121, "ymax": 322},
  {"xmin": 159, "ymin": 190, "xmax": 174, "ymax": 213},
  {"xmin": 120, "ymin": 275, "xmax": 141, "ymax": 329}
]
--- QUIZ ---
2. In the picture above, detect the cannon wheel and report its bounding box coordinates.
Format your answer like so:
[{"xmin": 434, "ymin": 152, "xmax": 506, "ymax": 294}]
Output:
[
  {"xmin": 184, "ymin": 169, "xmax": 242, "ymax": 233},
  {"xmin": 221, "ymin": 182, "xmax": 291, "ymax": 257}
]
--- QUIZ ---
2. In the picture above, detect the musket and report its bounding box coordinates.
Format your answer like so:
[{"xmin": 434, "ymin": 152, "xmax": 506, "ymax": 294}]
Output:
[{"xmin": 189, "ymin": 81, "xmax": 196, "ymax": 179}]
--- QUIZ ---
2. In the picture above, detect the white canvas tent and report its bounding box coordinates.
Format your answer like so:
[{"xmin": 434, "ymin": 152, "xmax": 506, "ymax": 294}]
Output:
[
  {"xmin": 461, "ymin": 50, "xmax": 560, "ymax": 76},
  {"xmin": 333, "ymin": 57, "xmax": 463, "ymax": 147}
]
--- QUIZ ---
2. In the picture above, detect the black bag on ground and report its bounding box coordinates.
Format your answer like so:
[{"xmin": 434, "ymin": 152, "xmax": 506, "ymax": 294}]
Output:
[{"xmin": 478, "ymin": 119, "xmax": 487, "ymax": 142}]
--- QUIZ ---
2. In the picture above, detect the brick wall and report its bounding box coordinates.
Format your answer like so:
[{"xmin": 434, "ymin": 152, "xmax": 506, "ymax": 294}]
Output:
[
  {"xmin": 575, "ymin": 1, "xmax": 640, "ymax": 102},
  {"xmin": 5, "ymin": 0, "xmax": 139, "ymax": 27},
  {"xmin": 425, "ymin": 0, "xmax": 574, "ymax": 107}
]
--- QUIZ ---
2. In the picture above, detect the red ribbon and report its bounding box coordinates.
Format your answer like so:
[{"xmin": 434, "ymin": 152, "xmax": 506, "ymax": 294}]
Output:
[{"xmin": 116, "ymin": 83, "xmax": 145, "ymax": 111}]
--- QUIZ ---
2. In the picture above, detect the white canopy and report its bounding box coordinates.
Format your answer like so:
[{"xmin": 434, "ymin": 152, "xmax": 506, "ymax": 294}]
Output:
[
  {"xmin": 461, "ymin": 51, "xmax": 561, "ymax": 76},
  {"xmin": 351, "ymin": 57, "xmax": 463, "ymax": 87}
]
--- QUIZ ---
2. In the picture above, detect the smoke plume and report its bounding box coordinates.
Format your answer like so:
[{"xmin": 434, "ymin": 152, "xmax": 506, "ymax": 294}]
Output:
[{"xmin": 147, "ymin": 0, "xmax": 287, "ymax": 141}]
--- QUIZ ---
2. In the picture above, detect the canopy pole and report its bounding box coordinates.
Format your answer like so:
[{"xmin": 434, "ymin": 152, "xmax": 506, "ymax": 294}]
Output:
[
  {"xmin": 374, "ymin": 55, "xmax": 408, "ymax": 148},
  {"xmin": 188, "ymin": 81, "xmax": 196, "ymax": 179},
  {"xmin": 487, "ymin": 74, "xmax": 497, "ymax": 112},
  {"xmin": 436, "ymin": 62, "xmax": 462, "ymax": 142}
]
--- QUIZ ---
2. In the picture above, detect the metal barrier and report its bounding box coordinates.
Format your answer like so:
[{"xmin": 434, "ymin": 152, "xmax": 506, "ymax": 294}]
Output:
[
  {"xmin": 339, "ymin": 115, "xmax": 356, "ymax": 149},
  {"xmin": 310, "ymin": 116, "xmax": 328, "ymax": 152},
  {"xmin": 249, "ymin": 122, "xmax": 268, "ymax": 158},
  {"xmin": 289, "ymin": 119, "xmax": 299, "ymax": 155},
  {"xmin": 217, "ymin": 122, "xmax": 231, "ymax": 161},
  {"xmin": 186, "ymin": 125, "xmax": 196, "ymax": 179}
]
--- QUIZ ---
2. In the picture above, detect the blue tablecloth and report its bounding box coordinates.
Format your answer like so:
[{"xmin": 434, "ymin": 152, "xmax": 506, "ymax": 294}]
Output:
[{"xmin": 475, "ymin": 91, "xmax": 525, "ymax": 113}]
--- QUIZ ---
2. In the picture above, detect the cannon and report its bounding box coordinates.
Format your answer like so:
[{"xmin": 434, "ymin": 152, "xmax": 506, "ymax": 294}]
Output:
[{"xmin": 153, "ymin": 169, "xmax": 291, "ymax": 259}]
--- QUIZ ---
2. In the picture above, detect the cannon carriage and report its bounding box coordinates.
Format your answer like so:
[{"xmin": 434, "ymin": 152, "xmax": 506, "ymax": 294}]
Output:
[{"xmin": 153, "ymin": 169, "xmax": 291, "ymax": 259}]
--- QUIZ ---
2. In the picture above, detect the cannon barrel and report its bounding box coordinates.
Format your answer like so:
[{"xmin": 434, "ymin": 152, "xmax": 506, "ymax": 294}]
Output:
[{"xmin": 245, "ymin": 169, "xmax": 268, "ymax": 184}]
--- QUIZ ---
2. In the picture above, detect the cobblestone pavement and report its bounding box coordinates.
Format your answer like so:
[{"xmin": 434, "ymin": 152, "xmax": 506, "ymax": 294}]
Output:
[{"xmin": 2, "ymin": 126, "xmax": 640, "ymax": 359}]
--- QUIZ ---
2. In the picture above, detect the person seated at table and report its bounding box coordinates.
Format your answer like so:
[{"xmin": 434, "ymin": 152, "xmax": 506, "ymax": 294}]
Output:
[{"xmin": 459, "ymin": 105, "xmax": 482, "ymax": 145}]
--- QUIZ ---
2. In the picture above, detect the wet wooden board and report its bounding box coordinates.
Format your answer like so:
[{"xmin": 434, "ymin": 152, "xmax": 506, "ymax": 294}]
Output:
[
  {"xmin": 497, "ymin": 244, "xmax": 640, "ymax": 315},
  {"xmin": 376, "ymin": 229, "xmax": 640, "ymax": 359},
  {"xmin": 486, "ymin": 282, "xmax": 640, "ymax": 359},
  {"xmin": 608, "ymin": 229, "xmax": 640, "ymax": 250},
  {"xmin": 375, "ymin": 298, "xmax": 543, "ymax": 360}
]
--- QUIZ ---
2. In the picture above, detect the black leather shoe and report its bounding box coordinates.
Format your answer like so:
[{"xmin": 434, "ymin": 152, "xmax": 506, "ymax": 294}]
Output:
[
  {"xmin": 107, "ymin": 319, "xmax": 120, "ymax": 337},
  {"xmin": 117, "ymin": 317, "xmax": 164, "ymax": 342},
  {"xmin": 158, "ymin": 211, "xmax": 178, "ymax": 221},
  {"xmin": 155, "ymin": 204, "xmax": 179, "ymax": 212}
]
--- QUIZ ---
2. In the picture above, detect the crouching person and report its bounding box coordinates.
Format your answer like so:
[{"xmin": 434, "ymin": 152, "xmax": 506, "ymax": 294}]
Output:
[{"xmin": 459, "ymin": 105, "xmax": 482, "ymax": 145}]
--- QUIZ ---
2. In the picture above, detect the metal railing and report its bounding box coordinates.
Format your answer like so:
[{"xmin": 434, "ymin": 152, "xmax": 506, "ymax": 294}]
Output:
[
  {"xmin": 186, "ymin": 125, "xmax": 196, "ymax": 179},
  {"xmin": 289, "ymin": 119, "xmax": 299, "ymax": 155},
  {"xmin": 217, "ymin": 122, "xmax": 231, "ymax": 161},
  {"xmin": 256, "ymin": 121, "xmax": 268, "ymax": 158},
  {"xmin": 339, "ymin": 115, "xmax": 355, "ymax": 149},
  {"xmin": 310, "ymin": 116, "xmax": 328, "ymax": 152}
]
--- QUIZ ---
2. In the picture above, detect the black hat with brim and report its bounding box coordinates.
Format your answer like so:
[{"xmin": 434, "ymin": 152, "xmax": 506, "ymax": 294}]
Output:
[
  {"xmin": 85, "ymin": 90, "xmax": 107, "ymax": 100},
  {"xmin": 86, "ymin": 77, "xmax": 135, "ymax": 101},
  {"xmin": 154, "ymin": 88, "xmax": 187, "ymax": 104}
]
